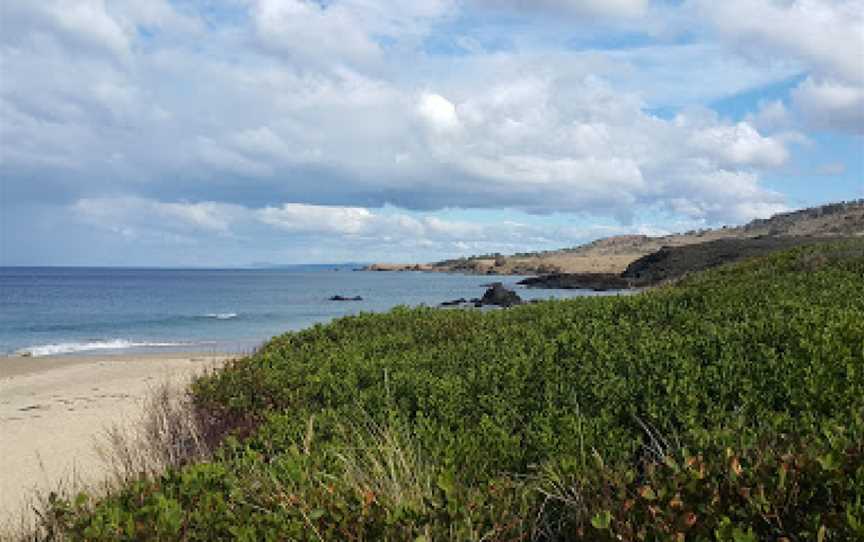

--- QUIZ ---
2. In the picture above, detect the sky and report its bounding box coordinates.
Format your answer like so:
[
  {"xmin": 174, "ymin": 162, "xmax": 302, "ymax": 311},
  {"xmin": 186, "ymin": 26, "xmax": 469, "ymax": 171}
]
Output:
[{"xmin": 0, "ymin": 0, "xmax": 862, "ymax": 267}]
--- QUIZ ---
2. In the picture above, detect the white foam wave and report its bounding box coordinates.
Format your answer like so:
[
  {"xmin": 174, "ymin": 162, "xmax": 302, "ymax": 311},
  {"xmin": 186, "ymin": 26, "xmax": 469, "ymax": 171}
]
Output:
[
  {"xmin": 204, "ymin": 313, "xmax": 238, "ymax": 320},
  {"xmin": 17, "ymin": 339, "xmax": 187, "ymax": 357}
]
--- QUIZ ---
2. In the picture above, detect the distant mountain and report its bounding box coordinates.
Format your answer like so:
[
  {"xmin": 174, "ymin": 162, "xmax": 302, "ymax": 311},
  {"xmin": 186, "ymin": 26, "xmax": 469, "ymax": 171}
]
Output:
[{"xmin": 247, "ymin": 263, "xmax": 366, "ymax": 271}]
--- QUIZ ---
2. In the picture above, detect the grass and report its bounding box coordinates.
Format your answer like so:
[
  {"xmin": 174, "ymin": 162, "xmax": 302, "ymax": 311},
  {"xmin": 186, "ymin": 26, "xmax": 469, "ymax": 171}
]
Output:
[
  {"xmin": 20, "ymin": 240, "xmax": 864, "ymax": 540},
  {"xmin": 96, "ymin": 381, "xmax": 212, "ymax": 484}
]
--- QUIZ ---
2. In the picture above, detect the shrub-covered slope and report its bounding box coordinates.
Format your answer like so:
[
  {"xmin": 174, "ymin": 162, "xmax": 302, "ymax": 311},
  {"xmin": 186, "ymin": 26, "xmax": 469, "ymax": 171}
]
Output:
[{"xmin": 44, "ymin": 241, "xmax": 864, "ymax": 541}]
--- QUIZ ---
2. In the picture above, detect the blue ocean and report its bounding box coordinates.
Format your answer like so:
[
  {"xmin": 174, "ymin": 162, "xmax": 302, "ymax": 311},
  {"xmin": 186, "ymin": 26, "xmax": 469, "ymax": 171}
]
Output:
[{"xmin": 0, "ymin": 266, "xmax": 611, "ymax": 357}]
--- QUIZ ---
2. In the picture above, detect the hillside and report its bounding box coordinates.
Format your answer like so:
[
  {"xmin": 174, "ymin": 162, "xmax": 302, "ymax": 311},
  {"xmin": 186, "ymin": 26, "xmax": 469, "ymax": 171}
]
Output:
[
  {"xmin": 418, "ymin": 199, "xmax": 864, "ymax": 276},
  {"xmin": 34, "ymin": 240, "xmax": 864, "ymax": 541}
]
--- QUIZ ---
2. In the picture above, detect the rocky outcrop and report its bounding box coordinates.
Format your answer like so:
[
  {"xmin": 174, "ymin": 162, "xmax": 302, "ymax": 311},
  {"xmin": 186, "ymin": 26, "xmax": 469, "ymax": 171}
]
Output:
[
  {"xmin": 479, "ymin": 283, "xmax": 523, "ymax": 307},
  {"xmin": 622, "ymin": 236, "xmax": 834, "ymax": 286},
  {"xmin": 518, "ymin": 273, "xmax": 631, "ymax": 291},
  {"xmin": 364, "ymin": 263, "xmax": 433, "ymax": 272},
  {"xmin": 329, "ymin": 295, "xmax": 363, "ymax": 301}
]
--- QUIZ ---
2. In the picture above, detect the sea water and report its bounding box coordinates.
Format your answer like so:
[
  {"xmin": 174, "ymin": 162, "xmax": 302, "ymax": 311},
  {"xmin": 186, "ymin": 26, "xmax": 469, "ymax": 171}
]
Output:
[{"xmin": 0, "ymin": 266, "xmax": 614, "ymax": 357}]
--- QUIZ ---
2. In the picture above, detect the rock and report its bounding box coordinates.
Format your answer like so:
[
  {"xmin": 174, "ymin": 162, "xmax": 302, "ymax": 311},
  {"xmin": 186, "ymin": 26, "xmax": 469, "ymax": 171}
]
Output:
[
  {"xmin": 479, "ymin": 283, "xmax": 523, "ymax": 307},
  {"xmin": 518, "ymin": 273, "xmax": 631, "ymax": 291},
  {"xmin": 621, "ymin": 236, "xmax": 835, "ymax": 286},
  {"xmin": 440, "ymin": 298, "xmax": 467, "ymax": 307},
  {"xmin": 329, "ymin": 295, "xmax": 363, "ymax": 301}
]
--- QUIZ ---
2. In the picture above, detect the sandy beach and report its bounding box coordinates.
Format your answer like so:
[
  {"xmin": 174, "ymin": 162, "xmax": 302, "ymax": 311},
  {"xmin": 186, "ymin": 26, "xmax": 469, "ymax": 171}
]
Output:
[{"xmin": 0, "ymin": 353, "xmax": 231, "ymax": 525}]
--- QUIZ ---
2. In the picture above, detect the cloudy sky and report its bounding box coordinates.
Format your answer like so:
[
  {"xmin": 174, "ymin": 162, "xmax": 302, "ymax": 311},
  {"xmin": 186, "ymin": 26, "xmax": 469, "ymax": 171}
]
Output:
[{"xmin": 1, "ymin": 0, "xmax": 862, "ymax": 266}]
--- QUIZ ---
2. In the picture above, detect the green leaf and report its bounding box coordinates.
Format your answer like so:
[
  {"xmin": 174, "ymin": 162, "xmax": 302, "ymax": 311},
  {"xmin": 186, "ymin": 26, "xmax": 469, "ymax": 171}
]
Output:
[
  {"xmin": 437, "ymin": 471, "xmax": 456, "ymax": 496},
  {"xmin": 732, "ymin": 528, "xmax": 757, "ymax": 542},
  {"xmin": 308, "ymin": 509, "xmax": 325, "ymax": 520},
  {"xmin": 591, "ymin": 510, "xmax": 612, "ymax": 530},
  {"xmin": 639, "ymin": 486, "xmax": 657, "ymax": 501}
]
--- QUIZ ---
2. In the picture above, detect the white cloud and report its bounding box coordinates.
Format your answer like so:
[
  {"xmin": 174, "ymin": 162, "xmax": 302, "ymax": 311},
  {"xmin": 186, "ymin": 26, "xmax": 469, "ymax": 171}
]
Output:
[
  {"xmin": 252, "ymin": 0, "xmax": 382, "ymax": 67},
  {"xmin": 55, "ymin": 1, "xmax": 131, "ymax": 59},
  {"xmin": 473, "ymin": 0, "xmax": 649, "ymax": 19},
  {"xmin": 0, "ymin": 0, "xmax": 200, "ymax": 61},
  {"xmin": 108, "ymin": 0, "xmax": 203, "ymax": 36},
  {"xmin": 231, "ymin": 127, "xmax": 293, "ymax": 158},
  {"xmin": 688, "ymin": 121, "xmax": 789, "ymax": 168},
  {"xmin": 8, "ymin": 0, "xmax": 848, "ymax": 267},
  {"xmin": 695, "ymin": 0, "xmax": 864, "ymax": 134},
  {"xmin": 70, "ymin": 197, "xmax": 697, "ymax": 262},
  {"xmin": 74, "ymin": 198, "xmax": 244, "ymax": 236},
  {"xmin": 411, "ymin": 75, "xmax": 787, "ymax": 216},
  {"xmin": 417, "ymin": 93, "xmax": 462, "ymax": 132},
  {"xmin": 695, "ymin": 0, "xmax": 864, "ymax": 83},
  {"xmin": 792, "ymin": 77, "xmax": 864, "ymax": 133},
  {"xmin": 257, "ymin": 204, "xmax": 486, "ymax": 241},
  {"xmin": 667, "ymin": 170, "xmax": 788, "ymax": 223},
  {"xmin": 747, "ymin": 100, "xmax": 794, "ymax": 133},
  {"xmin": 196, "ymin": 137, "xmax": 274, "ymax": 178},
  {"xmin": 228, "ymin": 126, "xmax": 323, "ymax": 163},
  {"xmin": 258, "ymin": 204, "xmax": 377, "ymax": 235}
]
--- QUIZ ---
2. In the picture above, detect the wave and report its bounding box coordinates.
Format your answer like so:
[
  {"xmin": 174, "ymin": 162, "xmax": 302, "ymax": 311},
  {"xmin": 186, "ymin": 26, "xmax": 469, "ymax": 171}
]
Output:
[
  {"xmin": 16, "ymin": 339, "xmax": 188, "ymax": 357},
  {"xmin": 203, "ymin": 313, "xmax": 238, "ymax": 320}
]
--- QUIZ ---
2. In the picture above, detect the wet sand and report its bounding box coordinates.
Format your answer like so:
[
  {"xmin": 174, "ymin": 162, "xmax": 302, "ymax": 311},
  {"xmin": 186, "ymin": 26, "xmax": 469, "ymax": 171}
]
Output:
[{"xmin": 0, "ymin": 353, "xmax": 231, "ymax": 524}]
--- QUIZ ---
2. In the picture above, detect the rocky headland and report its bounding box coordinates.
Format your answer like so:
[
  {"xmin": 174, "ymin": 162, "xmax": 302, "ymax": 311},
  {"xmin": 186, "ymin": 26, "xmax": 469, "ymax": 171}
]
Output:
[{"xmin": 369, "ymin": 200, "xmax": 864, "ymax": 290}]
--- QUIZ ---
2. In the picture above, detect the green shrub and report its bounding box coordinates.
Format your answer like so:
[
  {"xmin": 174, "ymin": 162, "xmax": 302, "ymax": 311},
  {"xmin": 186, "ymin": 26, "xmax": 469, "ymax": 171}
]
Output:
[{"xmin": 39, "ymin": 240, "xmax": 864, "ymax": 540}]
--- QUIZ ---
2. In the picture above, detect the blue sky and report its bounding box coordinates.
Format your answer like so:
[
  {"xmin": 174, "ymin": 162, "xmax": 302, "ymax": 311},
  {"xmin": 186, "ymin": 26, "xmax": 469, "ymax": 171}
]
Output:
[{"xmin": 1, "ymin": 0, "xmax": 862, "ymax": 266}]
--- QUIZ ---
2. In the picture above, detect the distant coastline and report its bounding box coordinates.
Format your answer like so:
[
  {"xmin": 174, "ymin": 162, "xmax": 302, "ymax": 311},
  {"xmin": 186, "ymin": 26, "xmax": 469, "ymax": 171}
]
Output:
[{"xmin": 364, "ymin": 200, "xmax": 864, "ymax": 287}]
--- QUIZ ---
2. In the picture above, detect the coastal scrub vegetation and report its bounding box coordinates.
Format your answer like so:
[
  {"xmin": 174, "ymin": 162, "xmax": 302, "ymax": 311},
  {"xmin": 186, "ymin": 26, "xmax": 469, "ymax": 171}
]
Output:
[{"xmin": 31, "ymin": 240, "xmax": 864, "ymax": 540}]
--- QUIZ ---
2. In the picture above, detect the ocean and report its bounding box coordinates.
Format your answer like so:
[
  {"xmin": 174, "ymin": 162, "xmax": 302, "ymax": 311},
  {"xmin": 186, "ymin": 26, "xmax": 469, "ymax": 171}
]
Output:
[{"xmin": 0, "ymin": 266, "xmax": 613, "ymax": 357}]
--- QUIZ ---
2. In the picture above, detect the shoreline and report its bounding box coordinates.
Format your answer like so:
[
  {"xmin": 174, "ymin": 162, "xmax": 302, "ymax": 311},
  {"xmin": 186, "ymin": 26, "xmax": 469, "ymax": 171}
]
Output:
[
  {"xmin": 0, "ymin": 352, "xmax": 233, "ymax": 525},
  {"xmin": 0, "ymin": 351, "xmax": 231, "ymax": 379}
]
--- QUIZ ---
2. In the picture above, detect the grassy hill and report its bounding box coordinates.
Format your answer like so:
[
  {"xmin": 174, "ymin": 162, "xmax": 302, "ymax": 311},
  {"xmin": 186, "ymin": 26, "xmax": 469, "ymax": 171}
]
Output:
[
  {"xmin": 34, "ymin": 240, "xmax": 864, "ymax": 541},
  {"xmin": 423, "ymin": 200, "xmax": 864, "ymax": 276}
]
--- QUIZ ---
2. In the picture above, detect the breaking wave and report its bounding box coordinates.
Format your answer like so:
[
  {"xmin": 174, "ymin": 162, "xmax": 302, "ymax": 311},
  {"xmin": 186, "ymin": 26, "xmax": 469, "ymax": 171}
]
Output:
[
  {"xmin": 203, "ymin": 313, "xmax": 238, "ymax": 320},
  {"xmin": 16, "ymin": 339, "xmax": 188, "ymax": 357}
]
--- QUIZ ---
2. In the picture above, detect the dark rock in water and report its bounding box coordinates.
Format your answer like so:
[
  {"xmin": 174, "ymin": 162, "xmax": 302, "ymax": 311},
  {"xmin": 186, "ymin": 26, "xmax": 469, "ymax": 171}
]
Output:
[
  {"xmin": 479, "ymin": 283, "xmax": 523, "ymax": 307},
  {"xmin": 440, "ymin": 298, "xmax": 467, "ymax": 307},
  {"xmin": 518, "ymin": 273, "xmax": 631, "ymax": 291},
  {"xmin": 329, "ymin": 295, "xmax": 363, "ymax": 301}
]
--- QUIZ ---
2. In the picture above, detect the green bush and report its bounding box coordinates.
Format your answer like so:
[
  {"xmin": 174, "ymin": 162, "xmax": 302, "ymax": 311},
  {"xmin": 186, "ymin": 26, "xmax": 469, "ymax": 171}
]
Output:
[{"xmin": 40, "ymin": 240, "xmax": 864, "ymax": 540}]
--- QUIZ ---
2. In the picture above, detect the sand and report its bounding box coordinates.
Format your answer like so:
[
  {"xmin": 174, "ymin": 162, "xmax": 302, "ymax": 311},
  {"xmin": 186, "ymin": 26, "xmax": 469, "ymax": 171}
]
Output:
[{"xmin": 0, "ymin": 353, "xmax": 231, "ymax": 525}]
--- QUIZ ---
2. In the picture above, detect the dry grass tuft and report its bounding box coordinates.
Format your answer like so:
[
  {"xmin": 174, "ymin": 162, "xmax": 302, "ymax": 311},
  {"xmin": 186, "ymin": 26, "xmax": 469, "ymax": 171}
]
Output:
[
  {"xmin": 332, "ymin": 420, "xmax": 437, "ymax": 513},
  {"xmin": 96, "ymin": 379, "xmax": 212, "ymax": 484}
]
